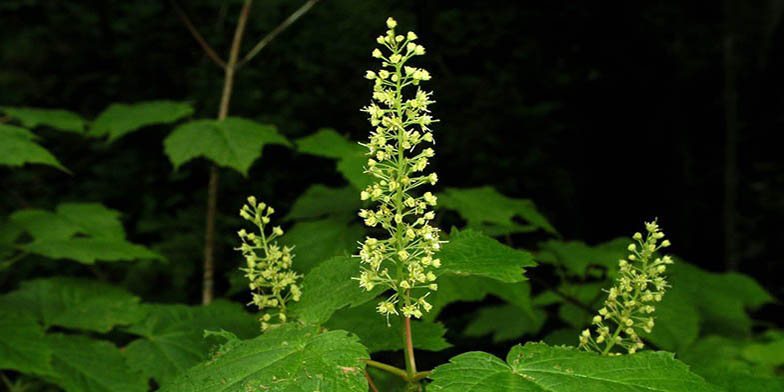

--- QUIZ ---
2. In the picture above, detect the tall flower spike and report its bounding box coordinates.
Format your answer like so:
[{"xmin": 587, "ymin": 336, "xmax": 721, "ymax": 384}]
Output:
[
  {"xmin": 578, "ymin": 219, "xmax": 673, "ymax": 354},
  {"xmin": 237, "ymin": 196, "xmax": 302, "ymax": 331},
  {"xmin": 355, "ymin": 17, "xmax": 444, "ymax": 324}
]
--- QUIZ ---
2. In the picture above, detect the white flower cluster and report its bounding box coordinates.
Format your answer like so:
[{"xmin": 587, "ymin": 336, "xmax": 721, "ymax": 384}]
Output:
[
  {"xmin": 237, "ymin": 196, "xmax": 302, "ymax": 330},
  {"xmin": 579, "ymin": 220, "xmax": 673, "ymax": 354},
  {"xmin": 355, "ymin": 17, "xmax": 444, "ymax": 323}
]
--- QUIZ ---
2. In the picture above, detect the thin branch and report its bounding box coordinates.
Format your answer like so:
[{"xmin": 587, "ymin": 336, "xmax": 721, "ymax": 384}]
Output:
[
  {"xmin": 237, "ymin": 0, "xmax": 319, "ymax": 68},
  {"xmin": 413, "ymin": 371, "xmax": 431, "ymax": 381},
  {"xmin": 365, "ymin": 369, "xmax": 380, "ymax": 392},
  {"xmin": 171, "ymin": 0, "xmax": 227, "ymax": 69},
  {"xmin": 404, "ymin": 316, "xmax": 417, "ymax": 376}
]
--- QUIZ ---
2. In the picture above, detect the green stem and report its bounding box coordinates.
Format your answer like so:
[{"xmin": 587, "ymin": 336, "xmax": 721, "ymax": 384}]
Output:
[
  {"xmin": 403, "ymin": 316, "xmax": 417, "ymax": 377},
  {"xmin": 364, "ymin": 359, "xmax": 408, "ymax": 379}
]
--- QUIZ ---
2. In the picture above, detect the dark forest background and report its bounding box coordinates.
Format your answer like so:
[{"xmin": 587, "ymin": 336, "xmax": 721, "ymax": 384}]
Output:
[{"xmin": 1, "ymin": 0, "xmax": 782, "ymax": 306}]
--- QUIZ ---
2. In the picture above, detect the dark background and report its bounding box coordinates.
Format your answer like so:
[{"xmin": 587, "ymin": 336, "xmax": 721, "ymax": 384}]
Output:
[{"xmin": 1, "ymin": 0, "xmax": 782, "ymax": 304}]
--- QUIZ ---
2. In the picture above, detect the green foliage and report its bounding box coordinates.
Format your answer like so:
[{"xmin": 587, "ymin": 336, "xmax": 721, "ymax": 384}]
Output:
[
  {"xmin": 160, "ymin": 324, "xmax": 369, "ymax": 392},
  {"xmin": 439, "ymin": 228, "xmax": 536, "ymax": 282},
  {"xmin": 282, "ymin": 217, "xmax": 364, "ymax": 273},
  {"xmin": 10, "ymin": 203, "xmax": 162, "ymax": 264},
  {"xmin": 0, "ymin": 277, "xmax": 145, "ymax": 332},
  {"xmin": 463, "ymin": 304, "xmax": 547, "ymax": 343},
  {"xmin": 325, "ymin": 301, "xmax": 451, "ymax": 352},
  {"xmin": 0, "ymin": 310, "xmax": 53, "ymax": 376},
  {"xmin": 439, "ymin": 186, "xmax": 558, "ymax": 236},
  {"xmin": 428, "ymin": 342, "xmax": 721, "ymax": 391},
  {"xmin": 91, "ymin": 100, "xmax": 194, "ymax": 142},
  {"xmin": 123, "ymin": 301, "xmax": 259, "ymax": 386},
  {"xmin": 289, "ymin": 256, "xmax": 382, "ymax": 325},
  {"xmin": 295, "ymin": 128, "xmax": 370, "ymax": 190},
  {"xmin": 164, "ymin": 117, "xmax": 290, "ymax": 175},
  {"xmin": 0, "ymin": 106, "xmax": 85, "ymax": 133},
  {"xmin": 284, "ymin": 184, "xmax": 361, "ymax": 221},
  {"xmin": 537, "ymin": 237, "xmax": 630, "ymax": 278},
  {"xmin": 0, "ymin": 123, "xmax": 67, "ymax": 171}
]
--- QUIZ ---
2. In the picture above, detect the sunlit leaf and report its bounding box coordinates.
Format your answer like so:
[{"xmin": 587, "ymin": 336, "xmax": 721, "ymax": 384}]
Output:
[
  {"xmin": 439, "ymin": 228, "xmax": 536, "ymax": 282},
  {"xmin": 0, "ymin": 106, "xmax": 85, "ymax": 133},
  {"xmin": 283, "ymin": 217, "xmax": 364, "ymax": 273},
  {"xmin": 0, "ymin": 124, "xmax": 68, "ymax": 171},
  {"xmin": 164, "ymin": 117, "xmax": 290, "ymax": 175},
  {"xmin": 285, "ymin": 184, "xmax": 361, "ymax": 221},
  {"xmin": 160, "ymin": 324, "xmax": 368, "ymax": 392},
  {"xmin": 91, "ymin": 100, "xmax": 193, "ymax": 141}
]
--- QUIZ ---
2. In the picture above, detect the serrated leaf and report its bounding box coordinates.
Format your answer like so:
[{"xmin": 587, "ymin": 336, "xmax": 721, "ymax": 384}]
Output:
[
  {"xmin": 0, "ymin": 310, "xmax": 53, "ymax": 376},
  {"xmin": 440, "ymin": 229, "xmax": 536, "ymax": 282},
  {"xmin": 123, "ymin": 301, "xmax": 259, "ymax": 386},
  {"xmin": 429, "ymin": 342, "xmax": 721, "ymax": 392},
  {"xmin": 10, "ymin": 203, "xmax": 162, "ymax": 264},
  {"xmin": 45, "ymin": 334, "xmax": 147, "ymax": 392},
  {"xmin": 285, "ymin": 184, "xmax": 361, "ymax": 221},
  {"xmin": 289, "ymin": 256, "xmax": 383, "ymax": 325},
  {"xmin": 0, "ymin": 277, "xmax": 145, "ymax": 333},
  {"xmin": 463, "ymin": 304, "xmax": 547, "ymax": 343},
  {"xmin": 295, "ymin": 128, "xmax": 371, "ymax": 190},
  {"xmin": 438, "ymin": 186, "xmax": 557, "ymax": 236},
  {"xmin": 164, "ymin": 117, "xmax": 290, "ymax": 175},
  {"xmin": 283, "ymin": 217, "xmax": 364, "ymax": 273},
  {"xmin": 325, "ymin": 301, "xmax": 451, "ymax": 352},
  {"xmin": 91, "ymin": 100, "xmax": 193, "ymax": 141},
  {"xmin": 0, "ymin": 106, "xmax": 85, "ymax": 133},
  {"xmin": 0, "ymin": 124, "xmax": 68, "ymax": 171},
  {"xmin": 160, "ymin": 324, "xmax": 368, "ymax": 392},
  {"xmin": 423, "ymin": 275, "xmax": 536, "ymax": 323}
]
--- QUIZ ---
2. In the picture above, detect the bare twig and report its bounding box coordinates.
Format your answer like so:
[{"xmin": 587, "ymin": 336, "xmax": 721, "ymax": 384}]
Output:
[
  {"xmin": 171, "ymin": 0, "xmax": 227, "ymax": 69},
  {"xmin": 237, "ymin": 0, "xmax": 319, "ymax": 68},
  {"xmin": 365, "ymin": 369, "xmax": 380, "ymax": 392},
  {"xmin": 202, "ymin": 0, "xmax": 253, "ymax": 305}
]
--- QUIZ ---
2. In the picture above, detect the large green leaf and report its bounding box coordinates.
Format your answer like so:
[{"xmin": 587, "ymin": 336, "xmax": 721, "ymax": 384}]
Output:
[
  {"xmin": 669, "ymin": 261, "xmax": 773, "ymax": 337},
  {"xmin": 0, "ymin": 277, "xmax": 145, "ymax": 333},
  {"xmin": 91, "ymin": 100, "xmax": 194, "ymax": 141},
  {"xmin": 285, "ymin": 184, "xmax": 361, "ymax": 221},
  {"xmin": 123, "ymin": 301, "xmax": 259, "ymax": 386},
  {"xmin": 9, "ymin": 203, "xmax": 162, "ymax": 264},
  {"xmin": 463, "ymin": 304, "xmax": 547, "ymax": 343},
  {"xmin": 45, "ymin": 334, "xmax": 147, "ymax": 392},
  {"xmin": 295, "ymin": 128, "xmax": 371, "ymax": 190},
  {"xmin": 0, "ymin": 124, "xmax": 68, "ymax": 171},
  {"xmin": 164, "ymin": 117, "xmax": 290, "ymax": 175},
  {"xmin": 0, "ymin": 310, "xmax": 53, "ymax": 376},
  {"xmin": 283, "ymin": 217, "xmax": 364, "ymax": 273},
  {"xmin": 641, "ymin": 288, "xmax": 700, "ymax": 352},
  {"xmin": 325, "ymin": 301, "xmax": 451, "ymax": 352},
  {"xmin": 438, "ymin": 186, "xmax": 557, "ymax": 236},
  {"xmin": 289, "ymin": 256, "xmax": 382, "ymax": 325},
  {"xmin": 0, "ymin": 106, "xmax": 85, "ymax": 133},
  {"xmin": 160, "ymin": 324, "xmax": 368, "ymax": 392},
  {"xmin": 428, "ymin": 343, "xmax": 721, "ymax": 391},
  {"xmin": 423, "ymin": 275, "xmax": 536, "ymax": 324},
  {"xmin": 439, "ymin": 229, "xmax": 536, "ymax": 282}
]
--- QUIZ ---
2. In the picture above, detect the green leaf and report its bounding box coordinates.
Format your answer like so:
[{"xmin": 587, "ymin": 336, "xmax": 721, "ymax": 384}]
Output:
[
  {"xmin": 160, "ymin": 324, "xmax": 368, "ymax": 392},
  {"xmin": 537, "ymin": 237, "xmax": 630, "ymax": 278},
  {"xmin": 669, "ymin": 261, "xmax": 773, "ymax": 336},
  {"xmin": 0, "ymin": 310, "xmax": 53, "ymax": 376},
  {"xmin": 0, "ymin": 124, "xmax": 68, "ymax": 171},
  {"xmin": 641, "ymin": 288, "xmax": 699, "ymax": 352},
  {"xmin": 123, "ymin": 301, "xmax": 259, "ymax": 386},
  {"xmin": 45, "ymin": 334, "xmax": 147, "ymax": 392},
  {"xmin": 285, "ymin": 184, "xmax": 361, "ymax": 221},
  {"xmin": 463, "ymin": 304, "xmax": 547, "ymax": 343},
  {"xmin": 10, "ymin": 203, "xmax": 162, "ymax": 264},
  {"xmin": 91, "ymin": 100, "xmax": 194, "ymax": 142},
  {"xmin": 0, "ymin": 277, "xmax": 145, "ymax": 333},
  {"xmin": 438, "ymin": 186, "xmax": 558, "ymax": 236},
  {"xmin": 325, "ymin": 301, "xmax": 451, "ymax": 352},
  {"xmin": 296, "ymin": 128, "xmax": 371, "ymax": 190},
  {"xmin": 742, "ymin": 338, "xmax": 784, "ymax": 368},
  {"xmin": 283, "ymin": 217, "xmax": 364, "ymax": 273},
  {"xmin": 423, "ymin": 275, "xmax": 536, "ymax": 323},
  {"xmin": 164, "ymin": 117, "xmax": 290, "ymax": 175},
  {"xmin": 289, "ymin": 256, "xmax": 383, "ymax": 325},
  {"xmin": 0, "ymin": 106, "xmax": 85, "ymax": 133},
  {"xmin": 440, "ymin": 229, "xmax": 536, "ymax": 282},
  {"xmin": 428, "ymin": 342, "xmax": 721, "ymax": 392}
]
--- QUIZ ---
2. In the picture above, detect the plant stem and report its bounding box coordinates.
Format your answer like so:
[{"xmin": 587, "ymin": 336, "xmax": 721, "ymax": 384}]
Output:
[
  {"xmin": 238, "ymin": 0, "xmax": 320, "ymax": 68},
  {"xmin": 403, "ymin": 316, "xmax": 417, "ymax": 376},
  {"xmin": 364, "ymin": 359, "xmax": 408, "ymax": 379},
  {"xmin": 202, "ymin": 0, "xmax": 253, "ymax": 304},
  {"xmin": 364, "ymin": 369, "xmax": 380, "ymax": 392}
]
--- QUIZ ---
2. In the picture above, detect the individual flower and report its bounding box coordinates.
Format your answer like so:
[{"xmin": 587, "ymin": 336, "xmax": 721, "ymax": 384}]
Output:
[
  {"xmin": 237, "ymin": 196, "xmax": 302, "ymax": 330},
  {"xmin": 579, "ymin": 219, "xmax": 673, "ymax": 354},
  {"xmin": 354, "ymin": 17, "xmax": 445, "ymax": 323}
]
